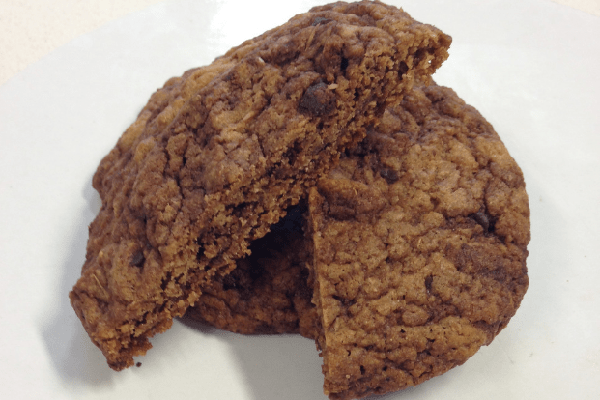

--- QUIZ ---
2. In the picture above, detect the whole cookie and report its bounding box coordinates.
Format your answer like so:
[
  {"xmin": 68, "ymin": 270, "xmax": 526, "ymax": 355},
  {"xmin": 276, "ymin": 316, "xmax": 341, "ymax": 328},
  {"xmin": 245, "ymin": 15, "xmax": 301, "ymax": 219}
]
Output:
[{"xmin": 70, "ymin": 1, "xmax": 451, "ymax": 370}]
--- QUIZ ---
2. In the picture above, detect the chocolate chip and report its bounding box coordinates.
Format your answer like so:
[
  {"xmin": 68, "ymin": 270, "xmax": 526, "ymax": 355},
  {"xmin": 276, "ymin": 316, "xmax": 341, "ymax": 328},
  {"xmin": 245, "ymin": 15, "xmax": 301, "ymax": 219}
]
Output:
[
  {"xmin": 471, "ymin": 209, "xmax": 495, "ymax": 232},
  {"xmin": 413, "ymin": 48, "xmax": 427, "ymax": 67},
  {"xmin": 341, "ymin": 57, "xmax": 349, "ymax": 72},
  {"xmin": 380, "ymin": 168, "xmax": 399, "ymax": 184},
  {"xmin": 299, "ymin": 81, "xmax": 335, "ymax": 117},
  {"xmin": 472, "ymin": 210, "xmax": 489, "ymax": 231},
  {"xmin": 311, "ymin": 17, "xmax": 331, "ymax": 26},
  {"xmin": 130, "ymin": 250, "xmax": 145, "ymax": 268},
  {"xmin": 425, "ymin": 275, "xmax": 433, "ymax": 295},
  {"xmin": 196, "ymin": 245, "xmax": 205, "ymax": 261},
  {"xmin": 398, "ymin": 61, "xmax": 409, "ymax": 80}
]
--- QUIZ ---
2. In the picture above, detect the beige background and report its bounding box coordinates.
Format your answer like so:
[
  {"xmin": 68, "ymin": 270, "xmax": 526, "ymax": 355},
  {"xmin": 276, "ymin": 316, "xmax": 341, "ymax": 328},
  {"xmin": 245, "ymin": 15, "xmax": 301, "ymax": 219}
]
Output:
[{"xmin": 1, "ymin": 0, "xmax": 599, "ymax": 87}]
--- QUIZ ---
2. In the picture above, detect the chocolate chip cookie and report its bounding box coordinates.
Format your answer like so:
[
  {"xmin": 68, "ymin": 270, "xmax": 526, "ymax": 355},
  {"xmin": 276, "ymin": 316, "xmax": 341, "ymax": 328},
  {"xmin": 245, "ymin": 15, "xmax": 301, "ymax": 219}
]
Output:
[
  {"xmin": 309, "ymin": 81, "xmax": 529, "ymax": 399},
  {"xmin": 70, "ymin": 1, "xmax": 451, "ymax": 370}
]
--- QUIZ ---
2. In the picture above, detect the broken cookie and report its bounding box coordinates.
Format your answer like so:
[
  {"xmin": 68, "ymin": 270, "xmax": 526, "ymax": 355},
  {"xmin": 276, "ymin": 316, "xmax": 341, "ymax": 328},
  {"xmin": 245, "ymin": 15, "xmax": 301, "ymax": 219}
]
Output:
[
  {"xmin": 70, "ymin": 0, "xmax": 451, "ymax": 370},
  {"xmin": 310, "ymin": 82, "xmax": 529, "ymax": 399},
  {"xmin": 187, "ymin": 81, "xmax": 529, "ymax": 400}
]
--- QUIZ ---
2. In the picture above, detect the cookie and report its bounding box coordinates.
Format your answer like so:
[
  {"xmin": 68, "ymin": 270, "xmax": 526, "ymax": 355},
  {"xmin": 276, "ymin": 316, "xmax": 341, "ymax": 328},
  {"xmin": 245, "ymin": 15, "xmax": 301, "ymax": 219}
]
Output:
[
  {"xmin": 70, "ymin": 1, "xmax": 451, "ymax": 370},
  {"xmin": 308, "ymin": 82, "xmax": 529, "ymax": 399},
  {"xmin": 187, "ymin": 81, "xmax": 529, "ymax": 400},
  {"xmin": 185, "ymin": 203, "xmax": 320, "ymax": 339}
]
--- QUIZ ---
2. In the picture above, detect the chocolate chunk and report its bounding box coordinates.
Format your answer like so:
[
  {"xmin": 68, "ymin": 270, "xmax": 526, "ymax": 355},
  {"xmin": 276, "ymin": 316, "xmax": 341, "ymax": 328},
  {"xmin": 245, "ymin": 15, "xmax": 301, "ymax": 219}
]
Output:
[
  {"xmin": 312, "ymin": 17, "xmax": 331, "ymax": 26},
  {"xmin": 341, "ymin": 57, "xmax": 349, "ymax": 72},
  {"xmin": 299, "ymin": 81, "xmax": 335, "ymax": 117},
  {"xmin": 130, "ymin": 250, "xmax": 144, "ymax": 268},
  {"xmin": 471, "ymin": 209, "xmax": 492, "ymax": 232},
  {"xmin": 380, "ymin": 168, "xmax": 399, "ymax": 184},
  {"xmin": 425, "ymin": 275, "xmax": 433, "ymax": 294},
  {"xmin": 398, "ymin": 61, "xmax": 409, "ymax": 80}
]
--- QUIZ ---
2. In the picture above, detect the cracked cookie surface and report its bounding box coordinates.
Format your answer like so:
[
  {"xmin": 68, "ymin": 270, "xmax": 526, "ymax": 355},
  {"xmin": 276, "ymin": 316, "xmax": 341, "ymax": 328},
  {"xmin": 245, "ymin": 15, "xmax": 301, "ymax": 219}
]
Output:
[
  {"xmin": 309, "ymin": 82, "xmax": 529, "ymax": 399},
  {"xmin": 187, "ymin": 81, "xmax": 529, "ymax": 400},
  {"xmin": 70, "ymin": 0, "xmax": 451, "ymax": 370}
]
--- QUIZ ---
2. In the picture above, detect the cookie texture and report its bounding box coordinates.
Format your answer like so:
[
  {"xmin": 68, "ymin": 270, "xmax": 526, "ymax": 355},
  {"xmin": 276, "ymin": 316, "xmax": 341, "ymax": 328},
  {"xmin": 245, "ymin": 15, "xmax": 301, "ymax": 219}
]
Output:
[
  {"xmin": 187, "ymin": 82, "xmax": 529, "ymax": 400},
  {"xmin": 308, "ymin": 82, "xmax": 529, "ymax": 399},
  {"xmin": 185, "ymin": 203, "xmax": 320, "ymax": 339},
  {"xmin": 70, "ymin": 1, "xmax": 451, "ymax": 370}
]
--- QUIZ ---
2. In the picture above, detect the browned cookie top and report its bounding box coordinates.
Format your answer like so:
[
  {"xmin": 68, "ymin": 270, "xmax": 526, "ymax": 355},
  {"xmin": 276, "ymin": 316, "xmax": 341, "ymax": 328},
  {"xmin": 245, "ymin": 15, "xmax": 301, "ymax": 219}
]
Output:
[
  {"xmin": 70, "ymin": 1, "xmax": 451, "ymax": 370},
  {"xmin": 308, "ymin": 82, "xmax": 529, "ymax": 400}
]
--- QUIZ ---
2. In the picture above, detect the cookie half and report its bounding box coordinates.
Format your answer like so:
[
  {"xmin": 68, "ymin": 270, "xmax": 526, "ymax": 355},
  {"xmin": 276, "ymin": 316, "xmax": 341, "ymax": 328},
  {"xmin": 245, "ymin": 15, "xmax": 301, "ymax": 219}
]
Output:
[
  {"xmin": 309, "ymin": 82, "xmax": 529, "ymax": 399},
  {"xmin": 70, "ymin": 1, "xmax": 451, "ymax": 370}
]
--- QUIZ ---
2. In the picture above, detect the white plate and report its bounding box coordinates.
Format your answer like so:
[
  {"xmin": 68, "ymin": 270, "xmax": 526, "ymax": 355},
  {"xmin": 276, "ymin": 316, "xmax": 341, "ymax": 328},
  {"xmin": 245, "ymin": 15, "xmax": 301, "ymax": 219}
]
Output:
[{"xmin": 1, "ymin": 0, "xmax": 599, "ymax": 399}]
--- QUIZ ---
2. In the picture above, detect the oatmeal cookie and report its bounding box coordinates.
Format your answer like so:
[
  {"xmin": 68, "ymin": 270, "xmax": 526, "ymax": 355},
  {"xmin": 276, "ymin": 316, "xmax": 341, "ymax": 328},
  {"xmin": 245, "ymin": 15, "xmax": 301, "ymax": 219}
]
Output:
[{"xmin": 70, "ymin": 1, "xmax": 451, "ymax": 370}]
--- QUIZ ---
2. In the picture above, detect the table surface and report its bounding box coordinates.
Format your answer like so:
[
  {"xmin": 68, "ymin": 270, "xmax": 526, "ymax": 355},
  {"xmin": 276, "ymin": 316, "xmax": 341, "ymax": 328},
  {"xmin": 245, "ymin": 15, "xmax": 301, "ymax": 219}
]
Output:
[{"xmin": 1, "ymin": 1, "xmax": 599, "ymax": 399}]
